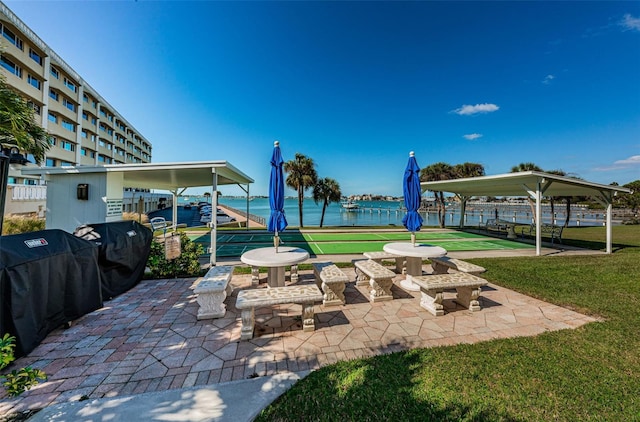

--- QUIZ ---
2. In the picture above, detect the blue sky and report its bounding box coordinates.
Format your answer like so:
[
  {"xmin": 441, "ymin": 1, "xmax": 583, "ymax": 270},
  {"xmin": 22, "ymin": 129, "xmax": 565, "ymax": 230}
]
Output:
[{"xmin": 7, "ymin": 1, "xmax": 640, "ymax": 196}]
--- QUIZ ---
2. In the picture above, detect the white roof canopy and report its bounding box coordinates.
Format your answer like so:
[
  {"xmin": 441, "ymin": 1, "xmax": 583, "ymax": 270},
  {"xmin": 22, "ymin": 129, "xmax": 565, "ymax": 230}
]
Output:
[
  {"xmin": 421, "ymin": 171, "xmax": 631, "ymax": 255},
  {"xmin": 22, "ymin": 161, "xmax": 254, "ymax": 190},
  {"xmin": 420, "ymin": 171, "xmax": 630, "ymax": 198}
]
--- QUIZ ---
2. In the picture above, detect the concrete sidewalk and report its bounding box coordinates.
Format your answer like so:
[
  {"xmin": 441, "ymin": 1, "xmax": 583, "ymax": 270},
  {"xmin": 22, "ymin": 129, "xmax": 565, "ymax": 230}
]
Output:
[{"xmin": 28, "ymin": 371, "xmax": 309, "ymax": 422}]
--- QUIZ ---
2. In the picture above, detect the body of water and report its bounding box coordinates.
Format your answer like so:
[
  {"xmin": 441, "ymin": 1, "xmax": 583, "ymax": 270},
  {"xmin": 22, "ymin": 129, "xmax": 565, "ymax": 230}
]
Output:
[{"xmin": 194, "ymin": 197, "xmax": 610, "ymax": 228}]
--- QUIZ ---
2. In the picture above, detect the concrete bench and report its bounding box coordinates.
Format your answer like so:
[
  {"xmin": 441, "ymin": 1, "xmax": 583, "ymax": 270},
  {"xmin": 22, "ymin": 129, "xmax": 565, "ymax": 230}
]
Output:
[
  {"xmin": 235, "ymin": 285, "xmax": 323, "ymax": 340},
  {"xmin": 354, "ymin": 259, "xmax": 396, "ymax": 303},
  {"xmin": 193, "ymin": 265, "xmax": 235, "ymax": 320},
  {"xmin": 363, "ymin": 251, "xmax": 405, "ymax": 274},
  {"xmin": 313, "ymin": 262, "xmax": 349, "ymax": 306},
  {"xmin": 430, "ymin": 257, "xmax": 486, "ymax": 276},
  {"xmin": 412, "ymin": 273, "xmax": 488, "ymax": 316}
]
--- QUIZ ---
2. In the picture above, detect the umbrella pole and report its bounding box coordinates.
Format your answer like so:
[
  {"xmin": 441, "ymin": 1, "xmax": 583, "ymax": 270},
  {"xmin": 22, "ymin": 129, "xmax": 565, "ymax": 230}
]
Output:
[
  {"xmin": 274, "ymin": 230, "xmax": 279, "ymax": 252},
  {"xmin": 411, "ymin": 232, "xmax": 416, "ymax": 247}
]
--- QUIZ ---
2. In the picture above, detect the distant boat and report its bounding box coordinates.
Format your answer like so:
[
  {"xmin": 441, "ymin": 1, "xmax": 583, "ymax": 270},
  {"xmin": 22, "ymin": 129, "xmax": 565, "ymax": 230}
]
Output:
[{"xmin": 341, "ymin": 201, "xmax": 360, "ymax": 211}]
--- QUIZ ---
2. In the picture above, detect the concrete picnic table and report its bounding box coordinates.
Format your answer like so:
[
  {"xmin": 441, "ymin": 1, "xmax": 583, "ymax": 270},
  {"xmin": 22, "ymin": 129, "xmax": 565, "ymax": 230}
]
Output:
[
  {"xmin": 383, "ymin": 242, "xmax": 447, "ymax": 291},
  {"xmin": 240, "ymin": 246, "xmax": 309, "ymax": 287}
]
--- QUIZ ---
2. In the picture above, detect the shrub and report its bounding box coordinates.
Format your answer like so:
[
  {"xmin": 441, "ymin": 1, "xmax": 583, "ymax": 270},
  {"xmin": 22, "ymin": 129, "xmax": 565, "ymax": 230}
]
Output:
[
  {"xmin": 1, "ymin": 215, "xmax": 45, "ymax": 235},
  {"xmin": 146, "ymin": 232, "xmax": 204, "ymax": 278},
  {"xmin": 0, "ymin": 334, "xmax": 46, "ymax": 397},
  {"xmin": 122, "ymin": 212, "xmax": 149, "ymax": 224}
]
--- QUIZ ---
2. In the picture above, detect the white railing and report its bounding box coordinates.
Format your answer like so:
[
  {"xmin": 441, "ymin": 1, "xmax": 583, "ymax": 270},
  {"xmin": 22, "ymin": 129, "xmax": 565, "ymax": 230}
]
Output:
[{"xmin": 10, "ymin": 185, "xmax": 47, "ymax": 201}]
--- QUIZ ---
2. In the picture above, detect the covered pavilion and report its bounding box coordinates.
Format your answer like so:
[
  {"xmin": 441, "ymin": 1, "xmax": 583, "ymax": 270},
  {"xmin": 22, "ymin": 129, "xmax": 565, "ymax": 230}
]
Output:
[
  {"xmin": 22, "ymin": 161, "xmax": 254, "ymax": 265},
  {"xmin": 421, "ymin": 171, "xmax": 631, "ymax": 255}
]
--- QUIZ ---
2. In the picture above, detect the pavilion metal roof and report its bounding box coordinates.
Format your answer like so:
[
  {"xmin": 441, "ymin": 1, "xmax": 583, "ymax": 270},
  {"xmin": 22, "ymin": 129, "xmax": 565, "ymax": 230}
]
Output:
[
  {"xmin": 420, "ymin": 171, "xmax": 631, "ymax": 198},
  {"xmin": 22, "ymin": 161, "xmax": 254, "ymax": 190}
]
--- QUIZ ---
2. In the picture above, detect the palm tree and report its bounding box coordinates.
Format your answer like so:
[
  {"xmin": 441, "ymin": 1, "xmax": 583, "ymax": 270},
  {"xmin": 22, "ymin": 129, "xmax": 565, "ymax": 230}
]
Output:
[
  {"xmin": 511, "ymin": 162, "xmax": 543, "ymax": 223},
  {"xmin": 312, "ymin": 177, "xmax": 341, "ymax": 228},
  {"xmin": 454, "ymin": 162, "xmax": 485, "ymax": 178},
  {"xmin": 0, "ymin": 75, "xmax": 50, "ymax": 163},
  {"xmin": 420, "ymin": 162, "xmax": 456, "ymax": 228},
  {"xmin": 284, "ymin": 153, "xmax": 317, "ymax": 227},
  {"xmin": 453, "ymin": 162, "xmax": 485, "ymax": 226}
]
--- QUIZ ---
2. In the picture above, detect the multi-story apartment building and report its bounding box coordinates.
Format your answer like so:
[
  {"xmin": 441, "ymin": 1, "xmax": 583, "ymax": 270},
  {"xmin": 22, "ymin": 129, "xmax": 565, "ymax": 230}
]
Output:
[{"xmin": 0, "ymin": 2, "xmax": 152, "ymax": 214}]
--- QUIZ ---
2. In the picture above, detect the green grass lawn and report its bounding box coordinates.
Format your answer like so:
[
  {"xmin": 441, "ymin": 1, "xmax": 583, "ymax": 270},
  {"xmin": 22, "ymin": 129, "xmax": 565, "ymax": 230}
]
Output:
[{"xmin": 255, "ymin": 225, "xmax": 640, "ymax": 421}]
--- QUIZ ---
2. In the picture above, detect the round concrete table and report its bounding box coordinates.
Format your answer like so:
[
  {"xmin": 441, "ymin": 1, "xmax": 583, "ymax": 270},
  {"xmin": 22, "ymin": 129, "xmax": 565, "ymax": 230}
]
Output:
[
  {"xmin": 383, "ymin": 242, "xmax": 447, "ymax": 291},
  {"xmin": 240, "ymin": 246, "xmax": 310, "ymax": 287}
]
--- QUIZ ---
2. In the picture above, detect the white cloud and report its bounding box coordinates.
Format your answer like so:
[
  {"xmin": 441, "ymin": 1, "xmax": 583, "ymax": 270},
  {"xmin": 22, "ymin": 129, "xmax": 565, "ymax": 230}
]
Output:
[
  {"xmin": 620, "ymin": 14, "xmax": 640, "ymax": 32},
  {"xmin": 594, "ymin": 155, "xmax": 640, "ymax": 171},
  {"xmin": 463, "ymin": 133, "xmax": 482, "ymax": 140},
  {"xmin": 542, "ymin": 74, "xmax": 555, "ymax": 84},
  {"xmin": 452, "ymin": 103, "xmax": 499, "ymax": 116},
  {"xmin": 613, "ymin": 155, "xmax": 640, "ymax": 166}
]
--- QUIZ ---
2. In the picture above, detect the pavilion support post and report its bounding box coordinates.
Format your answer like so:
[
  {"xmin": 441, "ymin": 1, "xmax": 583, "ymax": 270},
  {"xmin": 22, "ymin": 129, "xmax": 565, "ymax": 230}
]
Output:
[
  {"xmin": 606, "ymin": 202, "xmax": 612, "ymax": 254},
  {"xmin": 210, "ymin": 171, "xmax": 218, "ymax": 266},
  {"xmin": 535, "ymin": 185, "xmax": 542, "ymax": 256}
]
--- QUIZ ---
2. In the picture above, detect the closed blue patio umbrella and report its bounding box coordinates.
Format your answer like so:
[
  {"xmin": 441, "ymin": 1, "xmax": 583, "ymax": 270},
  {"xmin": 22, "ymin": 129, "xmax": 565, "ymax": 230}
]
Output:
[
  {"xmin": 268, "ymin": 141, "xmax": 287, "ymax": 252},
  {"xmin": 402, "ymin": 151, "xmax": 423, "ymax": 246}
]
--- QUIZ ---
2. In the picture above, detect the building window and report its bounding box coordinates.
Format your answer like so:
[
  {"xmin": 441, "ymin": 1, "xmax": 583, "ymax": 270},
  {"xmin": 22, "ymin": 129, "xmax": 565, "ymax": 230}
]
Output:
[
  {"xmin": 82, "ymin": 111, "xmax": 88, "ymax": 121},
  {"xmin": 98, "ymin": 139, "xmax": 106, "ymax": 148},
  {"xmin": 49, "ymin": 89, "xmax": 59, "ymax": 101},
  {"xmin": 50, "ymin": 66, "xmax": 59, "ymax": 79},
  {"xmin": 61, "ymin": 140, "xmax": 75, "ymax": 151},
  {"xmin": 27, "ymin": 74, "xmax": 41, "ymax": 90},
  {"xmin": 91, "ymin": 116, "xmax": 96, "ymax": 125},
  {"xmin": 0, "ymin": 56, "xmax": 22, "ymax": 77},
  {"xmin": 61, "ymin": 120, "xmax": 75, "ymax": 132},
  {"xmin": 7, "ymin": 177, "xmax": 16, "ymax": 184},
  {"xmin": 89, "ymin": 151, "xmax": 95, "ymax": 158},
  {"xmin": 92, "ymin": 100, "xmax": 97, "ymax": 109},
  {"xmin": 63, "ymin": 77, "xmax": 76, "ymax": 93},
  {"xmin": 29, "ymin": 48, "xmax": 42, "ymax": 65},
  {"xmin": 81, "ymin": 148, "xmax": 86, "ymax": 156},
  {"xmin": 48, "ymin": 113, "xmax": 58, "ymax": 124},
  {"xmin": 83, "ymin": 94, "xmax": 88, "ymax": 103},
  {"xmin": 1, "ymin": 24, "xmax": 23, "ymax": 50},
  {"xmin": 49, "ymin": 136, "xmax": 57, "ymax": 146},
  {"xmin": 45, "ymin": 158, "xmax": 56, "ymax": 167},
  {"xmin": 28, "ymin": 102, "xmax": 41, "ymax": 115},
  {"xmin": 81, "ymin": 130, "xmax": 87, "ymax": 138},
  {"xmin": 25, "ymin": 179, "xmax": 37, "ymax": 186},
  {"xmin": 62, "ymin": 98, "xmax": 75, "ymax": 112},
  {"xmin": 61, "ymin": 161, "xmax": 73, "ymax": 167}
]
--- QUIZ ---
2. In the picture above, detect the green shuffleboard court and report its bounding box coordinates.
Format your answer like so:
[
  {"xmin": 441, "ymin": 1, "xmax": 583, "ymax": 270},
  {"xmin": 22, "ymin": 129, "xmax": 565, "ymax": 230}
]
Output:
[{"xmin": 189, "ymin": 229, "xmax": 534, "ymax": 258}]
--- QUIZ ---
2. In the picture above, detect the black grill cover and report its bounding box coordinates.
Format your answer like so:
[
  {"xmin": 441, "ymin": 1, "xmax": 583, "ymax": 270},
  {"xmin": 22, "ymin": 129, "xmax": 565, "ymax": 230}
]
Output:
[
  {"xmin": 74, "ymin": 221, "xmax": 153, "ymax": 300},
  {"xmin": 0, "ymin": 229, "xmax": 103, "ymax": 357}
]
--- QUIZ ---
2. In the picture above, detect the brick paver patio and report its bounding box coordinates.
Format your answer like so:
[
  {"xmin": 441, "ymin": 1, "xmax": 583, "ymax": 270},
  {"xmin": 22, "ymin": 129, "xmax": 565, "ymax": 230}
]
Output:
[{"xmin": 0, "ymin": 266, "xmax": 596, "ymax": 416}]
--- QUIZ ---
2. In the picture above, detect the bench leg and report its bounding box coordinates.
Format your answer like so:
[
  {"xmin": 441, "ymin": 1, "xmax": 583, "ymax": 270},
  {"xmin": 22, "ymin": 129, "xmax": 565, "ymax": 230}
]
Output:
[
  {"xmin": 196, "ymin": 290, "xmax": 228, "ymax": 320},
  {"xmin": 455, "ymin": 286, "xmax": 482, "ymax": 312},
  {"xmin": 369, "ymin": 277, "xmax": 393, "ymax": 303},
  {"xmin": 419, "ymin": 289, "xmax": 445, "ymax": 316},
  {"xmin": 431, "ymin": 261, "xmax": 449, "ymax": 275},
  {"xmin": 322, "ymin": 281, "xmax": 345, "ymax": 306},
  {"xmin": 251, "ymin": 266, "xmax": 260, "ymax": 286},
  {"xmin": 290, "ymin": 264, "xmax": 299, "ymax": 283},
  {"xmin": 240, "ymin": 308, "xmax": 255, "ymax": 340},
  {"xmin": 354, "ymin": 267, "xmax": 369, "ymax": 287},
  {"xmin": 301, "ymin": 302, "xmax": 316, "ymax": 332}
]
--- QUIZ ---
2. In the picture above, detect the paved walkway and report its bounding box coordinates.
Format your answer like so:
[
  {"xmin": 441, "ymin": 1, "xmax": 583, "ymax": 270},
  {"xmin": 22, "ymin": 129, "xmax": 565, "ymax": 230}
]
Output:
[{"xmin": 0, "ymin": 260, "xmax": 597, "ymax": 419}]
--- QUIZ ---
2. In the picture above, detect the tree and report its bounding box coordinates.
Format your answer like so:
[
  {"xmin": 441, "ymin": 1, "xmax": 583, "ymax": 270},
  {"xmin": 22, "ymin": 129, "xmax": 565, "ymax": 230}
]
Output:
[
  {"xmin": 0, "ymin": 75, "xmax": 50, "ymax": 163},
  {"xmin": 312, "ymin": 177, "xmax": 341, "ymax": 227},
  {"xmin": 454, "ymin": 162, "xmax": 485, "ymax": 178},
  {"xmin": 620, "ymin": 180, "xmax": 640, "ymax": 213},
  {"xmin": 420, "ymin": 162, "xmax": 456, "ymax": 228},
  {"xmin": 511, "ymin": 162, "xmax": 543, "ymax": 222},
  {"xmin": 284, "ymin": 153, "xmax": 317, "ymax": 227}
]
